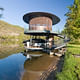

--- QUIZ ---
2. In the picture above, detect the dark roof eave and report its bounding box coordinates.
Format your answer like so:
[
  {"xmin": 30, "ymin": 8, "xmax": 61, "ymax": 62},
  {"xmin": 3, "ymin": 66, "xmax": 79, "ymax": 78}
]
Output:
[
  {"xmin": 24, "ymin": 32, "xmax": 58, "ymax": 36},
  {"xmin": 23, "ymin": 12, "xmax": 60, "ymax": 25},
  {"xmin": 24, "ymin": 32, "xmax": 64, "ymax": 38}
]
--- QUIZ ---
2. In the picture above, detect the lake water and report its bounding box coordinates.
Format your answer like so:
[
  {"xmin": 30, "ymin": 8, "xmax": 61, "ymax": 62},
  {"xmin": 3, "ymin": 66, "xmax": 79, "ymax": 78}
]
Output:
[{"xmin": 0, "ymin": 48, "xmax": 58, "ymax": 80}]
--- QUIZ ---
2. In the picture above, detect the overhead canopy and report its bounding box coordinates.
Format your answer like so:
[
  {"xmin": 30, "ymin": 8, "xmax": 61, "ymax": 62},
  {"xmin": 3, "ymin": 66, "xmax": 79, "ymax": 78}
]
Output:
[
  {"xmin": 24, "ymin": 30, "xmax": 58, "ymax": 36},
  {"xmin": 23, "ymin": 12, "xmax": 60, "ymax": 25}
]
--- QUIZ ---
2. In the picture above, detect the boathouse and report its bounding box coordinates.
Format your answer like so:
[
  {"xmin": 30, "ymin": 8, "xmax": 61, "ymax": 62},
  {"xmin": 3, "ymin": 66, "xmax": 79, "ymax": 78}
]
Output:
[{"xmin": 23, "ymin": 12, "xmax": 66, "ymax": 56}]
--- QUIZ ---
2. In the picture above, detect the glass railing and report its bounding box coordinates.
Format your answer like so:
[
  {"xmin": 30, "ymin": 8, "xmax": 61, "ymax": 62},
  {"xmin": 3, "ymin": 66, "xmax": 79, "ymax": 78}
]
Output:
[
  {"xmin": 54, "ymin": 38, "xmax": 66, "ymax": 47},
  {"xmin": 24, "ymin": 29, "xmax": 50, "ymax": 33}
]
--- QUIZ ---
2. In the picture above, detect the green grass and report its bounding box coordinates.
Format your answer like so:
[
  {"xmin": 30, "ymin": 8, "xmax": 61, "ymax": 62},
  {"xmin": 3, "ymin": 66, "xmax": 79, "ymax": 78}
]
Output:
[
  {"xmin": 56, "ymin": 44, "xmax": 80, "ymax": 80},
  {"xmin": 67, "ymin": 44, "xmax": 80, "ymax": 54}
]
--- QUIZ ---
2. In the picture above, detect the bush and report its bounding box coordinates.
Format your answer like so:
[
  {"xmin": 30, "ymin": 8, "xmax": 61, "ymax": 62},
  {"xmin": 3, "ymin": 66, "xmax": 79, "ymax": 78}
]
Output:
[{"xmin": 57, "ymin": 44, "xmax": 80, "ymax": 80}]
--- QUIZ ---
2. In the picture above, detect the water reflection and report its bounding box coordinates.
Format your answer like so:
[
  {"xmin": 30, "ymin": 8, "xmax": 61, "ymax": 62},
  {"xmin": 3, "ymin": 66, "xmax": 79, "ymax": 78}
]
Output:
[
  {"xmin": 21, "ymin": 54, "xmax": 57, "ymax": 80},
  {"xmin": 0, "ymin": 53, "xmax": 26, "ymax": 80},
  {"xmin": 0, "ymin": 50, "xmax": 57, "ymax": 80}
]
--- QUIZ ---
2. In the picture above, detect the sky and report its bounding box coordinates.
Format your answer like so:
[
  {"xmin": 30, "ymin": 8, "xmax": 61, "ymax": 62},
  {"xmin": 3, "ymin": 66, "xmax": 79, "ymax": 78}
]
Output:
[{"xmin": 0, "ymin": 0, "xmax": 74, "ymax": 32}]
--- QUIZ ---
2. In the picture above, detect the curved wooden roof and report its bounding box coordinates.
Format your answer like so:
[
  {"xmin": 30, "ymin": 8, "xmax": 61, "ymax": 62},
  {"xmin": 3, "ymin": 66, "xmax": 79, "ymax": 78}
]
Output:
[{"xmin": 23, "ymin": 12, "xmax": 60, "ymax": 25}]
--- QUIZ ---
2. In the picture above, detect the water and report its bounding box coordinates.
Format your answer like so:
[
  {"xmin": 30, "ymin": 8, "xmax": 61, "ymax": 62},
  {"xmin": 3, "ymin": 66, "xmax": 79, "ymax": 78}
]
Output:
[
  {"xmin": 0, "ymin": 48, "xmax": 58, "ymax": 80},
  {"xmin": 0, "ymin": 53, "xmax": 26, "ymax": 80}
]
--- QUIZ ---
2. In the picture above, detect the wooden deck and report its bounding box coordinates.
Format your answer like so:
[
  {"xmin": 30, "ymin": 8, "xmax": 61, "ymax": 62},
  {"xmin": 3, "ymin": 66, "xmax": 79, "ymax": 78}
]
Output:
[{"xmin": 24, "ymin": 46, "xmax": 43, "ymax": 51}]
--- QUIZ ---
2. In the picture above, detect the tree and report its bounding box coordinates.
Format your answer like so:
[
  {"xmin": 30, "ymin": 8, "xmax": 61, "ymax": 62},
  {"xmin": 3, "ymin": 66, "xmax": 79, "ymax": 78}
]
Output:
[
  {"xmin": 63, "ymin": 0, "xmax": 80, "ymax": 40},
  {"xmin": 0, "ymin": 7, "xmax": 4, "ymax": 18}
]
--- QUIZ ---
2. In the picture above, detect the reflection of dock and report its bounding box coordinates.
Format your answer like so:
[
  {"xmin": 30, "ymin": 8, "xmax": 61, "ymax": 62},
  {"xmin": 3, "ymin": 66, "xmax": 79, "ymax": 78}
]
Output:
[
  {"xmin": 39, "ymin": 60, "xmax": 57, "ymax": 80},
  {"xmin": 39, "ymin": 56, "xmax": 64, "ymax": 80},
  {"xmin": 21, "ymin": 54, "xmax": 60, "ymax": 80}
]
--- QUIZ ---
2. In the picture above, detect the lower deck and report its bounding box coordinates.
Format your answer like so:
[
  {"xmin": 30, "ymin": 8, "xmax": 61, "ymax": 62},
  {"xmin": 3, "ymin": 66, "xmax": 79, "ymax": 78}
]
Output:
[
  {"xmin": 23, "ymin": 41, "xmax": 66, "ymax": 57},
  {"xmin": 23, "ymin": 32, "xmax": 68, "ymax": 56}
]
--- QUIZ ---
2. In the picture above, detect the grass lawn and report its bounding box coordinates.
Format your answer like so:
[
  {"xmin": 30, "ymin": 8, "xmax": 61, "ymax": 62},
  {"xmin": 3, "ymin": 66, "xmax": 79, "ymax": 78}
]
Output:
[{"xmin": 56, "ymin": 44, "xmax": 80, "ymax": 80}]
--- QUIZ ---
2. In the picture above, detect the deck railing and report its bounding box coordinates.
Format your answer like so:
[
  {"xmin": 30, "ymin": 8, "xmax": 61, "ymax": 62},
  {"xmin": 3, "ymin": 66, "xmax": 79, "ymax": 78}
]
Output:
[{"xmin": 54, "ymin": 39, "xmax": 66, "ymax": 48}]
